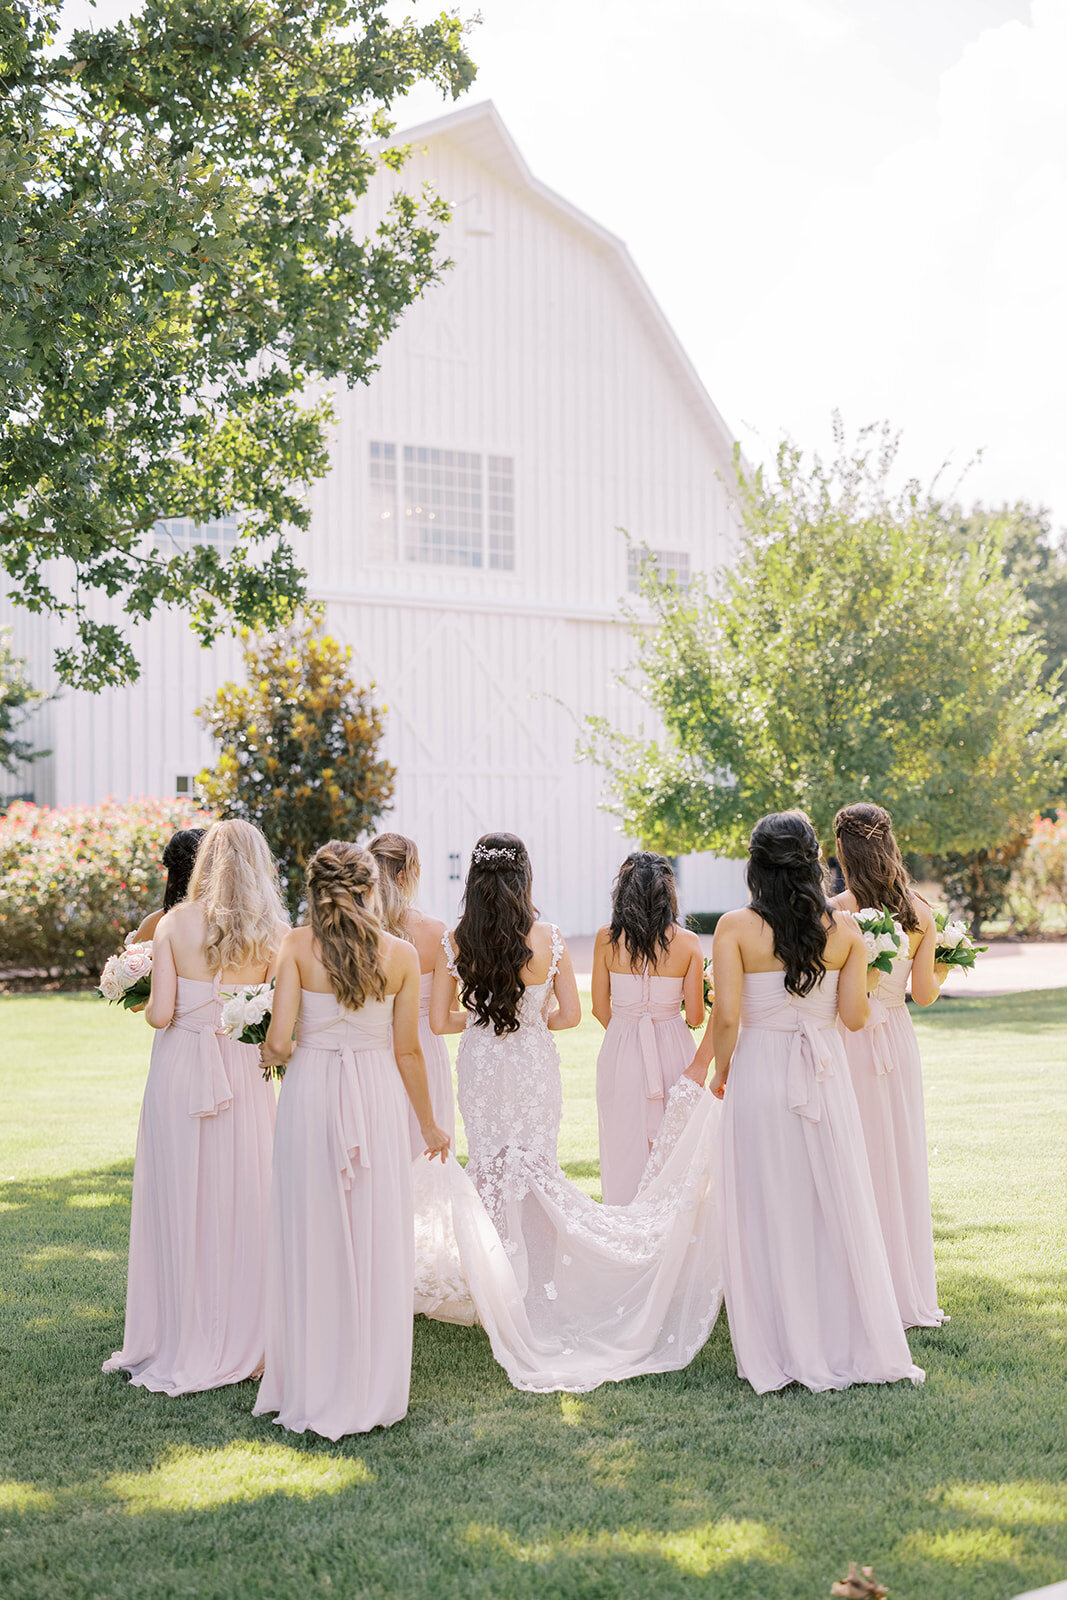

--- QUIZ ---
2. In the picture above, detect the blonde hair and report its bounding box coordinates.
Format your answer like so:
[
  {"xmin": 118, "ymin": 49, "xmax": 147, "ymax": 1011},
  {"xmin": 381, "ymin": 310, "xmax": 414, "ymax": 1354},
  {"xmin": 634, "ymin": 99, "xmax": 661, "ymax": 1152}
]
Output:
[
  {"xmin": 306, "ymin": 841, "xmax": 387, "ymax": 1010},
  {"xmin": 368, "ymin": 832, "xmax": 420, "ymax": 939},
  {"xmin": 186, "ymin": 819, "xmax": 287, "ymax": 973}
]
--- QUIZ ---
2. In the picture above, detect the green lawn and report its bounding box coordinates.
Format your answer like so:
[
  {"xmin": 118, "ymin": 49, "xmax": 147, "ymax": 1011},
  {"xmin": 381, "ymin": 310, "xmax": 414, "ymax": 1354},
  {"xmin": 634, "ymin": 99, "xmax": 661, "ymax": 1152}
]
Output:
[{"xmin": 0, "ymin": 989, "xmax": 1064, "ymax": 1600}]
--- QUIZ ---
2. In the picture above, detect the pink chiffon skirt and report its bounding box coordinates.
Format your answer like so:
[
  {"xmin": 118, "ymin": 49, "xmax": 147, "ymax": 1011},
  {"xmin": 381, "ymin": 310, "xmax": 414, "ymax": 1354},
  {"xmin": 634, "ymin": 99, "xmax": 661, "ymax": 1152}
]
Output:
[
  {"xmin": 104, "ymin": 999, "xmax": 276, "ymax": 1394},
  {"xmin": 255, "ymin": 996, "xmax": 414, "ymax": 1439},
  {"xmin": 842, "ymin": 998, "xmax": 945, "ymax": 1327},
  {"xmin": 597, "ymin": 1008, "xmax": 693, "ymax": 1204},
  {"xmin": 718, "ymin": 972, "xmax": 924, "ymax": 1393}
]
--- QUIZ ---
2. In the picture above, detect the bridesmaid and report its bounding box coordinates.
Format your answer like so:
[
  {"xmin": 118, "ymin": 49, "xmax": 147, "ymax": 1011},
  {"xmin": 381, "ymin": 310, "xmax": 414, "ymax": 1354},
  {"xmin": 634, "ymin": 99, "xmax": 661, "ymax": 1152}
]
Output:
[
  {"xmin": 254, "ymin": 842, "xmax": 450, "ymax": 1439},
  {"xmin": 690, "ymin": 811, "xmax": 924, "ymax": 1393},
  {"xmin": 369, "ymin": 832, "xmax": 457, "ymax": 1156},
  {"xmin": 830, "ymin": 802, "xmax": 946, "ymax": 1328},
  {"xmin": 129, "ymin": 826, "xmax": 207, "ymax": 943},
  {"xmin": 592, "ymin": 852, "xmax": 705, "ymax": 1203},
  {"xmin": 104, "ymin": 819, "xmax": 287, "ymax": 1393}
]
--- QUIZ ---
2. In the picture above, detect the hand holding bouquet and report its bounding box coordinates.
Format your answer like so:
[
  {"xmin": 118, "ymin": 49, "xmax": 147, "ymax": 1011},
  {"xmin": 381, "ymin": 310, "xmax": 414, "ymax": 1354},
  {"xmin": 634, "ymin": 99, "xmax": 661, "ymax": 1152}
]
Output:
[
  {"xmin": 219, "ymin": 983, "xmax": 279, "ymax": 1078},
  {"xmin": 852, "ymin": 907, "xmax": 907, "ymax": 975},
  {"xmin": 933, "ymin": 910, "xmax": 987, "ymax": 977},
  {"xmin": 97, "ymin": 940, "xmax": 153, "ymax": 1010},
  {"xmin": 702, "ymin": 956, "xmax": 714, "ymax": 1013}
]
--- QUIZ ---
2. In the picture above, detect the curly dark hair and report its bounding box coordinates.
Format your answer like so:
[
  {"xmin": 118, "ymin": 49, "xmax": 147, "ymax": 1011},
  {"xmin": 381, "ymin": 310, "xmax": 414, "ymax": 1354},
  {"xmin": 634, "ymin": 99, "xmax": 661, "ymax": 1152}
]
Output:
[
  {"xmin": 454, "ymin": 832, "xmax": 538, "ymax": 1036},
  {"xmin": 746, "ymin": 811, "xmax": 829, "ymax": 997},
  {"xmin": 161, "ymin": 828, "xmax": 207, "ymax": 911},
  {"xmin": 834, "ymin": 803, "xmax": 921, "ymax": 933},
  {"xmin": 609, "ymin": 851, "xmax": 678, "ymax": 970}
]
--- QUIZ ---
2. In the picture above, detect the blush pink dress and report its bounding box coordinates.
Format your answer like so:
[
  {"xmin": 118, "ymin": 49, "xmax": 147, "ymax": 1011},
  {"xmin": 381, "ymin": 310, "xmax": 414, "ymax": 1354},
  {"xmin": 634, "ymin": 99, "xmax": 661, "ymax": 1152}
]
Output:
[
  {"xmin": 840, "ymin": 954, "xmax": 945, "ymax": 1327},
  {"xmin": 717, "ymin": 970, "xmax": 924, "ymax": 1393},
  {"xmin": 408, "ymin": 970, "xmax": 456, "ymax": 1159},
  {"xmin": 103, "ymin": 976, "xmax": 276, "ymax": 1393},
  {"xmin": 254, "ymin": 989, "xmax": 414, "ymax": 1439},
  {"xmin": 596, "ymin": 971, "xmax": 694, "ymax": 1203}
]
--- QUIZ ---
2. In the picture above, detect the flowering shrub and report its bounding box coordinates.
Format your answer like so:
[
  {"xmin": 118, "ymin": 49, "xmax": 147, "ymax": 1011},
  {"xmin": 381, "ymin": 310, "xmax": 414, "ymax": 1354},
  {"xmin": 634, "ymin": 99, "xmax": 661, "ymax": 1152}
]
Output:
[
  {"xmin": 0, "ymin": 797, "xmax": 213, "ymax": 975},
  {"xmin": 1008, "ymin": 810, "xmax": 1067, "ymax": 932}
]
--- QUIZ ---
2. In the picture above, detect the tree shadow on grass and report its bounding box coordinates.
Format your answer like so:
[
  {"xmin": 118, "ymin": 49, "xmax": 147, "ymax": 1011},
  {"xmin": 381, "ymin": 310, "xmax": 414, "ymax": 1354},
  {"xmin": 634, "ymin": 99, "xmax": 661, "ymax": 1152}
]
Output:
[{"xmin": 1, "ymin": 1163, "xmax": 1065, "ymax": 1600}]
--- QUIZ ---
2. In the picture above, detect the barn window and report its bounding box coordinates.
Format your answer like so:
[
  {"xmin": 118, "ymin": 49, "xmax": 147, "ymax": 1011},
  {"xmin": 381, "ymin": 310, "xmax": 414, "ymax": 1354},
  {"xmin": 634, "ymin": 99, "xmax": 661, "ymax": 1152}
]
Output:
[
  {"xmin": 154, "ymin": 516, "xmax": 239, "ymax": 553},
  {"xmin": 627, "ymin": 545, "xmax": 691, "ymax": 592},
  {"xmin": 368, "ymin": 441, "xmax": 398, "ymax": 562},
  {"xmin": 368, "ymin": 442, "xmax": 515, "ymax": 571}
]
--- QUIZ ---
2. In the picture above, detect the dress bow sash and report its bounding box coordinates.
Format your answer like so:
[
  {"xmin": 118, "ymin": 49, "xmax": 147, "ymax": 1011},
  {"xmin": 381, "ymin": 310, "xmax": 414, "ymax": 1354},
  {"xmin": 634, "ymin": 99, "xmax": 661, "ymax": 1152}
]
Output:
[
  {"xmin": 176, "ymin": 1022, "xmax": 234, "ymax": 1120},
  {"xmin": 637, "ymin": 1013, "xmax": 664, "ymax": 1107},
  {"xmin": 336, "ymin": 1047, "xmax": 372, "ymax": 1185},
  {"xmin": 865, "ymin": 994, "xmax": 895, "ymax": 1077},
  {"xmin": 785, "ymin": 1015, "xmax": 837, "ymax": 1123}
]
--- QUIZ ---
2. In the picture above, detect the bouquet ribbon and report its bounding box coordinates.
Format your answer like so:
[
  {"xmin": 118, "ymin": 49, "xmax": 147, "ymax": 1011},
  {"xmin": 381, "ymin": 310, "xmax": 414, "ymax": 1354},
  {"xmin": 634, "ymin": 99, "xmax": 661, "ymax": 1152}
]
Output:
[{"xmin": 866, "ymin": 995, "xmax": 894, "ymax": 1077}]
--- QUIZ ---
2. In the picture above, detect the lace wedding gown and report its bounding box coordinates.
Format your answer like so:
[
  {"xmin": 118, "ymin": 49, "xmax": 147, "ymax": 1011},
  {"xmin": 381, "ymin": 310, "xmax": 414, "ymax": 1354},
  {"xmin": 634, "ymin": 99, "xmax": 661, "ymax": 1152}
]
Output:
[{"xmin": 412, "ymin": 929, "xmax": 724, "ymax": 1393}]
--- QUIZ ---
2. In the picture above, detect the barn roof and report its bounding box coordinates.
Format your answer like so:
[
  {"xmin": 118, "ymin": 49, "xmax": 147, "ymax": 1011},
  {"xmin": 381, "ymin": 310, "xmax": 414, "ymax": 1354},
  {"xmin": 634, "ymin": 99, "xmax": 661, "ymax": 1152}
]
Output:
[{"xmin": 384, "ymin": 100, "xmax": 737, "ymax": 474}]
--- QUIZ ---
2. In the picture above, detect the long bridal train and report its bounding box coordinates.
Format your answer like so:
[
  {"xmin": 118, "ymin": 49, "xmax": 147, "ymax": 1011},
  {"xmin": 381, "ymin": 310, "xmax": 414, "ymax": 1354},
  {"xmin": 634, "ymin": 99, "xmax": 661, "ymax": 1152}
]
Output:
[{"xmin": 411, "ymin": 1077, "xmax": 723, "ymax": 1393}]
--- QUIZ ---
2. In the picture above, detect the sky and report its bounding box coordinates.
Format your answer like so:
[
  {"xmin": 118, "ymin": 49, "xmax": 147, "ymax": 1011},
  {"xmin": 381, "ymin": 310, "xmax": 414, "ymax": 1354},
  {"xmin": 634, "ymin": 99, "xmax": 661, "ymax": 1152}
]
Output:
[{"xmin": 60, "ymin": 0, "xmax": 1067, "ymax": 528}]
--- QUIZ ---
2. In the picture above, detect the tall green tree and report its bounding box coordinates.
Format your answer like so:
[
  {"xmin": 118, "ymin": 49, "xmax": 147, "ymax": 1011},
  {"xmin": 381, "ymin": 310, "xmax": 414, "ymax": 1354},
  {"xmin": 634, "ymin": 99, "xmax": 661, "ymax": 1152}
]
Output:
[
  {"xmin": 952, "ymin": 501, "xmax": 1067, "ymax": 688},
  {"xmin": 0, "ymin": 626, "xmax": 46, "ymax": 779},
  {"xmin": 196, "ymin": 612, "xmax": 395, "ymax": 913},
  {"xmin": 585, "ymin": 424, "xmax": 1063, "ymax": 860},
  {"xmin": 1, "ymin": 0, "xmax": 475, "ymax": 690}
]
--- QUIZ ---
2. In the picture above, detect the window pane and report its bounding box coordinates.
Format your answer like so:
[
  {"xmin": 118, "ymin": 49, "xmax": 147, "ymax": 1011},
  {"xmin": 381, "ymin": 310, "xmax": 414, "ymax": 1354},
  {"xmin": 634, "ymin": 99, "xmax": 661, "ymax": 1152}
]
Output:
[
  {"xmin": 368, "ymin": 440, "xmax": 398, "ymax": 562},
  {"xmin": 627, "ymin": 545, "xmax": 691, "ymax": 592}
]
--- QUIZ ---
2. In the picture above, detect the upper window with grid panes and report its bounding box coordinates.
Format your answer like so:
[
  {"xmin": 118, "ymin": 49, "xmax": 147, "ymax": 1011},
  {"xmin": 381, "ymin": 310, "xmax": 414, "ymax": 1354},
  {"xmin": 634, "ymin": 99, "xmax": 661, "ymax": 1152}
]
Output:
[
  {"xmin": 626, "ymin": 545, "xmax": 690, "ymax": 592},
  {"xmin": 154, "ymin": 516, "xmax": 239, "ymax": 553},
  {"xmin": 367, "ymin": 441, "xmax": 515, "ymax": 571}
]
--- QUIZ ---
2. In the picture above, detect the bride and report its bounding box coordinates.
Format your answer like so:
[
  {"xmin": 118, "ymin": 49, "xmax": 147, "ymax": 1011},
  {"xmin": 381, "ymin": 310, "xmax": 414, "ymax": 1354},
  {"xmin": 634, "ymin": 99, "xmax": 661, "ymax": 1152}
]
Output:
[{"xmin": 413, "ymin": 832, "xmax": 724, "ymax": 1392}]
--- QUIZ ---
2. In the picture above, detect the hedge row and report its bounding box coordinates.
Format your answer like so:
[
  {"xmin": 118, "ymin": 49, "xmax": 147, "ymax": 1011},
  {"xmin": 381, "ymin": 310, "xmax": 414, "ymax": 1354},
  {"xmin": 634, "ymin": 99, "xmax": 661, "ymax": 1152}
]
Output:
[{"xmin": 0, "ymin": 798, "xmax": 213, "ymax": 975}]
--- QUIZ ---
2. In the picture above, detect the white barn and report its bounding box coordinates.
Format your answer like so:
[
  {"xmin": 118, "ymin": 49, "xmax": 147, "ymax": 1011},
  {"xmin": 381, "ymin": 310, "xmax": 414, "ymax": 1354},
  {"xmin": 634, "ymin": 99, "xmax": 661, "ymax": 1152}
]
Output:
[{"xmin": 2, "ymin": 101, "xmax": 747, "ymax": 933}]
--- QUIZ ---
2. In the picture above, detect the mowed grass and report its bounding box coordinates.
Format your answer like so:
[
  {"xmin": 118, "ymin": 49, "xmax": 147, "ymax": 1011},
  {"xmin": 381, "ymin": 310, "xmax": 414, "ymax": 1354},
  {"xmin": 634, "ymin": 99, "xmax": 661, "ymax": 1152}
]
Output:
[{"xmin": 0, "ymin": 989, "xmax": 1064, "ymax": 1600}]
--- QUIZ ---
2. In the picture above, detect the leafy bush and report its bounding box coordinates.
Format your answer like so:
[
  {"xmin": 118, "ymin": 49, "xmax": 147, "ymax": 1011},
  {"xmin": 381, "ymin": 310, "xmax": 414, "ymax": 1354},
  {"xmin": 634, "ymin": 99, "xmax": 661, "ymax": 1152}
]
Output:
[
  {"xmin": 1007, "ymin": 810, "xmax": 1067, "ymax": 932},
  {"xmin": 197, "ymin": 613, "xmax": 395, "ymax": 915},
  {"xmin": 0, "ymin": 797, "xmax": 212, "ymax": 976},
  {"xmin": 933, "ymin": 835, "xmax": 1030, "ymax": 938}
]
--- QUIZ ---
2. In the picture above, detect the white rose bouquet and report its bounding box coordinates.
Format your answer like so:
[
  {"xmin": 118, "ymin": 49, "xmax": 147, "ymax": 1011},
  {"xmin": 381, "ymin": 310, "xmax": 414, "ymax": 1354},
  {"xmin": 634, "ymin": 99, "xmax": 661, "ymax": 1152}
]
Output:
[
  {"xmin": 219, "ymin": 982, "xmax": 279, "ymax": 1078},
  {"xmin": 933, "ymin": 910, "xmax": 987, "ymax": 974},
  {"xmin": 852, "ymin": 907, "xmax": 907, "ymax": 975},
  {"xmin": 97, "ymin": 940, "xmax": 153, "ymax": 1010}
]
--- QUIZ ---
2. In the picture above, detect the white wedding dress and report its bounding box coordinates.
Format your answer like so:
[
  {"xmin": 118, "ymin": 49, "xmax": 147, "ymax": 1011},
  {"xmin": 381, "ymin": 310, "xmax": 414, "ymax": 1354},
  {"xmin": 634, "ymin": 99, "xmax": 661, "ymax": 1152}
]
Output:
[{"xmin": 412, "ymin": 929, "xmax": 724, "ymax": 1393}]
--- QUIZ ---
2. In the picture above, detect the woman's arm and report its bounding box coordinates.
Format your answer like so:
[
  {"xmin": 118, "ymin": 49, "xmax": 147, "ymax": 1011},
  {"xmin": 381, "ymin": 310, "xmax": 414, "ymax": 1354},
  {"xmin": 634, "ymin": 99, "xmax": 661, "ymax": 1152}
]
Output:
[
  {"xmin": 547, "ymin": 941, "xmax": 582, "ymax": 1031},
  {"xmin": 590, "ymin": 929, "xmax": 611, "ymax": 1029},
  {"xmin": 682, "ymin": 935, "xmax": 706, "ymax": 1029},
  {"xmin": 428, "ymin": 940, "xmax": 466, "ymax": 1035},
  {"xmin": 837, "ymin": 918, "xmax": 872, "ymax": 1031},
  {"xmin": 260, "ymin": 935, "xmax": 302, "ymax": 1069},
  {"xmin": 131, "ymin": 907, "xmax": 163, "ymax": 945},
  {"xmin": 144, "ymin": 921, "xmax": 177, "ymax": 1029},
  {"xmin": 909, "ymin": 903, "xmax": 941, "ymax": 1007},
  {"xmin": 393, "ymin": 946, "xmax": 449, "ymax": 1160},
  {"xmin": 704, "ymin": 919, "xmax": 742, "ymax": 1095}
]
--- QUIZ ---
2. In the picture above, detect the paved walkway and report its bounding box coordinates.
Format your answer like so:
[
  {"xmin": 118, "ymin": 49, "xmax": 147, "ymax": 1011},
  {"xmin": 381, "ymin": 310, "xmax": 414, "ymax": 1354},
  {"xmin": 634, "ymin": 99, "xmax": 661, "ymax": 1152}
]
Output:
[{"xmin": 565, "ymin": 936, "xmax": 1064, "ymax": 999}]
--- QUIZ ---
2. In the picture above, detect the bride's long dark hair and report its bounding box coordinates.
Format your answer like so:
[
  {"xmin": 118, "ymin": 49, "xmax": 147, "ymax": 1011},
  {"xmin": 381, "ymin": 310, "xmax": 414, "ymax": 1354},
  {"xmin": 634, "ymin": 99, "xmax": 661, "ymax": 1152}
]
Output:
[
  {"xmin": 454, "ymin": 832, "xmax": 538, "ymax": 1036},
  {"xmin": 609, "ymin": 851, "xmax": 678, "ymax": 970},
  {"xmin": 746, "ymin": 811, "xmax": 829, "ymax": 997}
]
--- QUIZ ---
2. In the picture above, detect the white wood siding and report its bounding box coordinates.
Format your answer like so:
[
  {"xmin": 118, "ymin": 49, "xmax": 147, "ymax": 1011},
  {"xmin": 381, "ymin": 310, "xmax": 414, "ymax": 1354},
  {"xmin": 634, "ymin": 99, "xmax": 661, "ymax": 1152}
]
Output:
[{"xmin": 1, "ymin": 104, "xmax": 749, "ymax": 931}]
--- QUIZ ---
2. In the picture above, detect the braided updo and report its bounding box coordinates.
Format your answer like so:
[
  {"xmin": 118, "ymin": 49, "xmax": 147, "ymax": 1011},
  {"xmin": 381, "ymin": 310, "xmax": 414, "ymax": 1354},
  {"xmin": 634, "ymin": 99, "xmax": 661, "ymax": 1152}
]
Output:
[
  {"xmin": 162, "ymin": 828, "xmax": 207, "ymax": 911},
  {"xmin": 834, "ymin": 803, "xmax": 920, "ymax": 932},
  {"xmin": 306, "ymin": 841, "xmax": 387, "ymax": 1011},
  {"xmin": 746, "ymin": 810, "xmax": 829, "ymax": 996}
]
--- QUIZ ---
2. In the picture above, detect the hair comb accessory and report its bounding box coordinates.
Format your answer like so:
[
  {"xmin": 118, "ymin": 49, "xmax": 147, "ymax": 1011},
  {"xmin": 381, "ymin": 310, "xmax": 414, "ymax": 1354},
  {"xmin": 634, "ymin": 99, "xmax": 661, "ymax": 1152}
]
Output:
[{"xmin": 472, "ymin": 843, "xmax": 519, "ymax": 866}]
